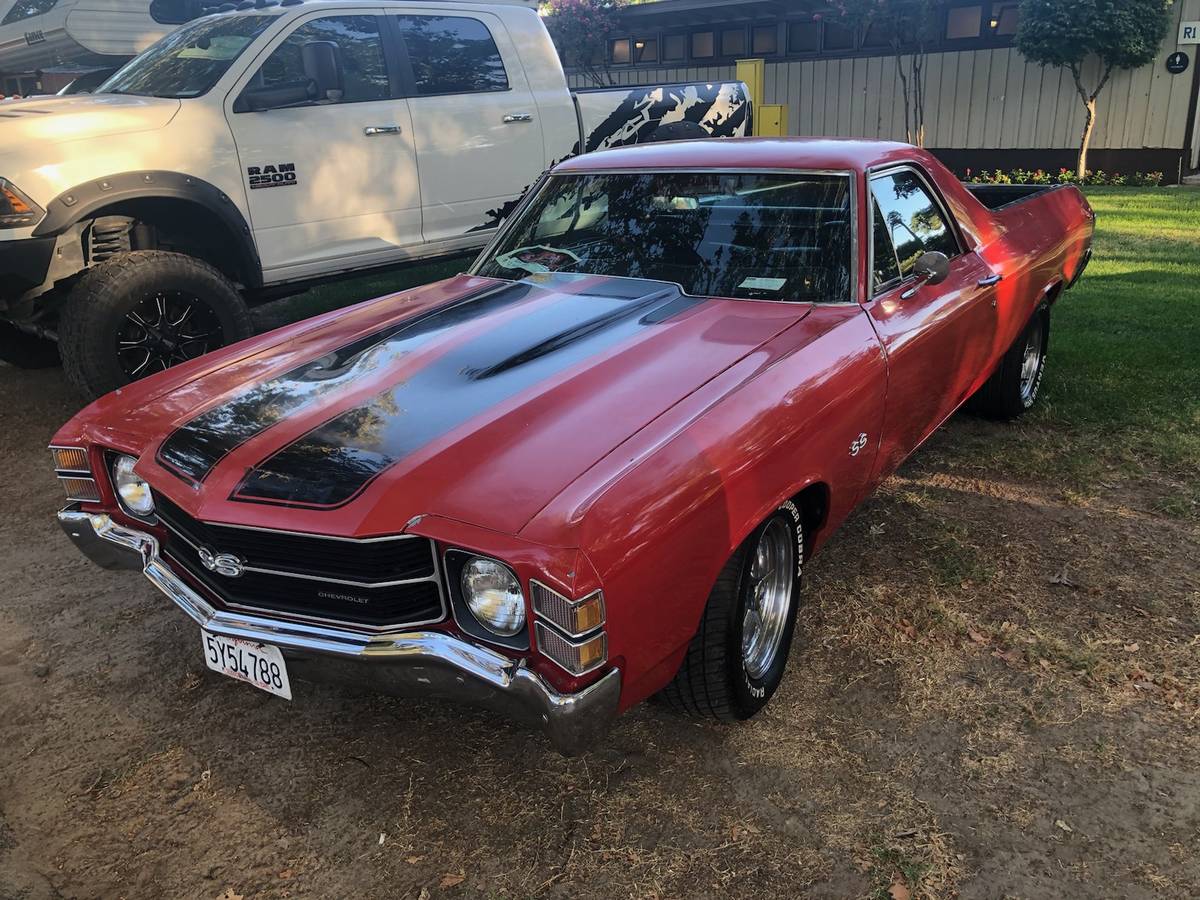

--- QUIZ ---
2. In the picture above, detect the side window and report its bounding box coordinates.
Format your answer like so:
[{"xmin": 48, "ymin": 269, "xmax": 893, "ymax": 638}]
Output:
[
  {"xmin": 254, "ymin": 15, "xmax": 389, "ymax": 103},
  {"xmin": 871, "ymin": 199, "xmax": 902, "ymax": 292},
  {"xmin": 396, "ymin": 15, "xmax": 509, "ymax": 95},
  {"xmin": 869, "ymin": 170, "xmax": 959, "ymax": 276}
]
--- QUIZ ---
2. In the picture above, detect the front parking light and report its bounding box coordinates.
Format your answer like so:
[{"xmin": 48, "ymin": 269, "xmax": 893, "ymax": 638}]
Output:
[{"xmin": 0, "ymin": 178, "xmax": 42, "ymax": 228}]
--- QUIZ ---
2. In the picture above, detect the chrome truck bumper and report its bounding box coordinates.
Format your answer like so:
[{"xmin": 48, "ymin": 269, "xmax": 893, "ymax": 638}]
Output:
[{"xmin": 57, "ymin": 504, "xmax": 620, "ymax": 755}]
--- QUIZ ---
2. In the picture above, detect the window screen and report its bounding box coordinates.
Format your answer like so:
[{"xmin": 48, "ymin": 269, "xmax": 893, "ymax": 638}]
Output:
[
  {"xmin": 721, "ymin": 28, "xmax": 746, "ymax": 56},
  {"xmin": 255, "ymin": 15, "xmax": 389, "ymax": 103},
  {"xmin": 752, "ymin": 25, "xmax": 778, "ymax": 54},
  {"xmin": 946, "ymin": 5, "xmax": 982, "ymax": 39},
  {"xmin": 663, "ymin": 33, "xmax": 686, "ymax": 60},
  {"xmin": 870, "ymin": 170, "xmax": 959, "ymax": 276},
  {"xmin": 609, "ymin": 38, "xmax": 631, "ymax": 64},
  {"xmin": 397, "ymin": 15, "xmax": 509, "ymax": 95},
  {"xmin": 692, "ymin": 31, "xmax": 715, "ymax": 58}
]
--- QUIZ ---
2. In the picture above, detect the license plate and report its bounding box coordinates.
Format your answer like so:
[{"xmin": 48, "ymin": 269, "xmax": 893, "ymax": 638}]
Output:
[{"xmin": 201, "ymin": 630, "xmax": 292, "ymax": 700}]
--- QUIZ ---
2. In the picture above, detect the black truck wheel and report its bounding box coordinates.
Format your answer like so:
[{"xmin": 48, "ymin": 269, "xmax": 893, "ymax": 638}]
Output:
[
  {"xmin": 968, "ymin": 303, "xmax": 1050, "ymax": 420},
  {"xmin": 58, "ymin": 251, "xmax": 252, "ymax": 397},
  {"xmin": 658, "ymin": 501, "xmax": 804, "ymax": 720}
]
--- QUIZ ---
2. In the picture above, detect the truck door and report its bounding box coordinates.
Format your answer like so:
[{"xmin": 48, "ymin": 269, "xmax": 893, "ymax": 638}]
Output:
[
  {"xmin": 226, "ymin": 9, "xmax": 421, "ymax": 281},
  {"xmin": 865, "ymin": 165, "xmax": 998, "ymax": 480},
  {"xmin": 387, "ymin": 9, "xmax": 547, "ymax": 244}
]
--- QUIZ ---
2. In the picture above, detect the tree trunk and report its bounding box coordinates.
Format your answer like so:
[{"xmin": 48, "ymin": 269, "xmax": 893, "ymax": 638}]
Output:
[{"xmin": 1077, "ymin": 96, "xmax": 1096, "ymax": 178}]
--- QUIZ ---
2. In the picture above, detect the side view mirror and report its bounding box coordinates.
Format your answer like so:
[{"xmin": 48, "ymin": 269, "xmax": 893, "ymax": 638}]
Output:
[
  {"xmin": 912, "ymin": 251, "xmax": 950, "ymax": 286},
  {"xmin": 239, "ymin": 80, "xmax": 315, "ymax": 112},
  {"xmin": 301, "ymin": 40, "xmax": 343, "ymax": 101}
]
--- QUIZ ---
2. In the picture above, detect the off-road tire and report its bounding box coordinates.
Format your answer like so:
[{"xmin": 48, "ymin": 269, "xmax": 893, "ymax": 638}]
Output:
[
  {"xmin": 658, "ymin": 501, "xmax": 804, "ymax": 721},
  {"xmin": 0, "ymin": 321, "xmax": 60, "ymax": 369},
  {"xmin": 58, "ymin": 251, "xmax": 252, "ymax": 398},
  {"xmin": 968, "ymin": 302, "xmax": 1050, "ymax": 420}
]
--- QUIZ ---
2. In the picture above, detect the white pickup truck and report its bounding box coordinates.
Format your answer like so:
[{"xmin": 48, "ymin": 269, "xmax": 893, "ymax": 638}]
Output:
[{"xmin": 0, "ymin": 0, "xmax": 749, "ymax": 395}]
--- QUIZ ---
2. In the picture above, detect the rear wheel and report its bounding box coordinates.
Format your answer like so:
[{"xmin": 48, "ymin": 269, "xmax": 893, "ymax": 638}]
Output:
[
  {"xmin": 969, "ymin": 302, "xmax": 1050, "ymax": 420},
  {"xmin": 58, "ymin": 251, "xmax": 252, "ymax": 397},
  {"xmin": 658, "ymin": 501, "xmax": 803, "ymax": 720}
]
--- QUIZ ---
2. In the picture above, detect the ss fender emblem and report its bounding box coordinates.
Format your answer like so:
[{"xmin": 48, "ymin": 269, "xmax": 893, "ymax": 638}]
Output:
[
  {"xmin": 198, "ymin": 547, "xmax": 245, "ymax": 578},
  {"xmin": 849, "ymin": 433, "xmax": 869, "ymax": 456}
]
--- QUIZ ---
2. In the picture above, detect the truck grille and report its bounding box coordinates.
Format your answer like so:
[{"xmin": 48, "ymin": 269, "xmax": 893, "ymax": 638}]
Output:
[{"xmin": 154, "ymin": 493, "xmax": 444, "ymax": 629}]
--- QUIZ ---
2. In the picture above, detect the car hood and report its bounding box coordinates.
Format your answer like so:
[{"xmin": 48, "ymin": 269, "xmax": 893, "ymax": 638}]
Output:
[
  {"xmin": 0, "ymin": 94, "xmax": 180, "ymax": 149},
  {"xmin": 61, "ymin": 274, "xmax": 809, "ymax": 539}
]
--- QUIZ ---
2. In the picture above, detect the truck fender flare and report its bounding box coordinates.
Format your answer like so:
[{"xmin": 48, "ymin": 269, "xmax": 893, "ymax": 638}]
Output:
[{"xmin": 30, "ymin": 171, "xmax": 262, "ymax": 288}]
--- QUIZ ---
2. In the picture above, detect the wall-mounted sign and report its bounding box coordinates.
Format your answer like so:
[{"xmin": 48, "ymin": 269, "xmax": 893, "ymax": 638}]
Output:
[
  {"xmin": 1167, "ymin": 51, "xmax": 1190, "ymax": 74},
  {"xmin": 1180, "ymin": 21, "xmax": 1200, "ymax": 43}
]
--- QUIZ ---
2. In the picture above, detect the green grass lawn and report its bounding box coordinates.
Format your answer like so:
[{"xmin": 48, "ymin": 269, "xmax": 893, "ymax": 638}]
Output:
[
  {"xmin": 261, "ymin": 187, "xmax": 1200, "ymax": 513},
  {"xmin": 1003, "ymin": 187, "xmax": 1200, "ymax": 513}
]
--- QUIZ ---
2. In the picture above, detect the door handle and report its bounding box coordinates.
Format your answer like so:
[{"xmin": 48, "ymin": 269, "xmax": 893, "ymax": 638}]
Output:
[
  {"xmin": 977, "ymin": 273, "xmax": 1003, "ymax": 286},
  {"xmin": 502, "ymin": 113, "xmax": 533, "ymax": 124},
  {"xmin": 363, "ymin": 125, "xmax": 402, "ymax": 136}
]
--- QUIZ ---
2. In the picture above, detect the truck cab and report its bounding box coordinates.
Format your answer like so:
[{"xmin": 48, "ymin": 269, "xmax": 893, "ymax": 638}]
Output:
[{"xmin": 0, "ymin": 0, "xmax": 749, "ymax": 395}]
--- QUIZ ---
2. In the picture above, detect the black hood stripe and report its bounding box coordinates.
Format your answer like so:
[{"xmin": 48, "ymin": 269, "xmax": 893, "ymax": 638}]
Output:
[
  {"xmin": 231, "ymin": 279, "xmax": 700, "ymax": 510},
  {"xmin": 155, "ymin": 282, "xmax": 529, "ymax": 483}
]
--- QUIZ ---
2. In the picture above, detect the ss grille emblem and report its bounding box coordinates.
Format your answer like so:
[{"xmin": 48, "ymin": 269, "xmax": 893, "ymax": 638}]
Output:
[
  {"xmin": 198, "ymin": 546, "xmax": 245, "ymax": 578},
  {"xmin": 849, "ymin": 433, "xmax": 869, "ymax": 456}
]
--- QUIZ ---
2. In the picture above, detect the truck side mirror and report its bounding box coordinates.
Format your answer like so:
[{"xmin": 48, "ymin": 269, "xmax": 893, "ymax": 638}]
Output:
[
  {"xmin": 301, "ymin": 40, "xmax": 343, "ymax": 102},
  {"xmin": 238, "ymin": 80, "xmax": 315, "ymax": 112},
  {"xmin": 912, "ymin": 251, "xmax": 950, "ymax": 286}
]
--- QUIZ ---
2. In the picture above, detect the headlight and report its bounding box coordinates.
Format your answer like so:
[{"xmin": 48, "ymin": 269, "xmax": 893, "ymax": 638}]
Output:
[
  {"xmin": 112, "ymin": 454, "xmax": 155, "ymax": 516},
  {"xmin": 0, "ymin": 178, "xmax": 42, "ymax": 228},
  {"xmin": 460, "ymin": 557, "xmax": 525, "ymax": 636}
]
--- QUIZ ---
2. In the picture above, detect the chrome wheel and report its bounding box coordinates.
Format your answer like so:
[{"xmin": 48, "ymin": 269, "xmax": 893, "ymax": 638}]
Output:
[
  {"xmin": 1018, "ymin": 315, "xmax": 1044, "ymax": 405},
  {"xmin": 741, "ymin": 517, "xmax": 796, "ymax": 680},
  {"xmin": 117, "ymin": 290, "xmax": 224, "ymax": 379}
]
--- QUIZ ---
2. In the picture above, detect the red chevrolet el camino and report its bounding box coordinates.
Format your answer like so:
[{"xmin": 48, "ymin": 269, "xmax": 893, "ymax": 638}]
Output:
[{"xmin": 51, "ymin": 139, "xmax": 1094, "ymax": 753}]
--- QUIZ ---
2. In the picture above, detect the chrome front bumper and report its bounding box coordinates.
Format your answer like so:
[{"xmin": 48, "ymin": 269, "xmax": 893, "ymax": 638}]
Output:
[{"xmin": 57, "ymin": 504, "xmax": 620, "ymax": 755}]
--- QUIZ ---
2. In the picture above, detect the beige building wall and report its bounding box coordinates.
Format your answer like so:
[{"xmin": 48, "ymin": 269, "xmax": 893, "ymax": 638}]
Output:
[{"xmin": 570, "ymin": 0, "xmax": 1199, "ymax": 155}]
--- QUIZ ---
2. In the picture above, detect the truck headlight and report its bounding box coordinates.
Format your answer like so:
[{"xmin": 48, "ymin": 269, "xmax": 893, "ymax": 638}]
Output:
[
  {"xmin": 0, "ymin": 178, "xmax": 42, "ymax": 228},
  {"xmin": 460, "ymin": 557, "xmax": 525, "ymax": 636},
  {"xmin": 112, "ymin": 454, "xmax": 155, "ymax": 516}
]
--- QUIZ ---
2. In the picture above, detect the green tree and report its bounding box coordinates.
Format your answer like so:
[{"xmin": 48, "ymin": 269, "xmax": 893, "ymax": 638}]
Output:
[
  {"xmin": 542, "ymin": 0, "xmax": 626, "ymax": 87},
  {"xmin": 1016, "ymin": 0, "xmax": 1173, "ymax": 177},
  {"xmin": 834, "ymin": 0, "xmax": 941, "ymax": 146}
]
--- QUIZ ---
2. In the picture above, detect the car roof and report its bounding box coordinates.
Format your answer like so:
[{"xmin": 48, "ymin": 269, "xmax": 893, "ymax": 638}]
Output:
[{"xmin": 552, "ymin": 137, "xmax": 919, "ymax": 175}]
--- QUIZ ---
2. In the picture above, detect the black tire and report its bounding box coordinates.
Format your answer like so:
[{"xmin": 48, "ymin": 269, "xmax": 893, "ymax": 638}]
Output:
[
  {"xmin": 58, "ymin": 251, "xmax": 252, "ymax": 398},
  {"xmin": 0, "ymin": 321, "xmax": 60, "ymax": 369},
  {"xmin": 658, "ymin": 501, "xmax": 804, "ymax": 721},
  {"xmin": 968, "ymin": 302, "xmax": 1050, "ymax": 420}
]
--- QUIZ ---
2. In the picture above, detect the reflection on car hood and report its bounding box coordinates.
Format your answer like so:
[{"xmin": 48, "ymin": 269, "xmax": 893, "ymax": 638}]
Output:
[
  {"xmin": 69, "ymin": 273, "xmax": 810, "ymax": 538},
  {"xmin": 0, "ymin": 94, "xmax": 181, "ymax": 145}
]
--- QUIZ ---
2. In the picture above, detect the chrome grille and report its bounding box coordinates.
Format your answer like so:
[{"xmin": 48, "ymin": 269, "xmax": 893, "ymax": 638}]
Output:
[{"xmin": 154, "ymin": 493, "xmax": 445, "ymax": 629}]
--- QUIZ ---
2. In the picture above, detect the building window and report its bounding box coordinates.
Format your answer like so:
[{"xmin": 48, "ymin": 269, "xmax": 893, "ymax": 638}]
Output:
[
  {"xmin": 788, "ymin": 20, "xmax": 821, "ymax": 53},
  {"xmin": 692, "ymin": 30, "xmax": 715, "ymax": 58},
  {"xmin": 752, "ymin": 24, "xmax": 778, "ymax": 54},
  {"xmin": 823, "ymin": 19, "xmax": 856, "ymax": 51},
  {"xmin": 990, "ymin": 2, "xmax": 1020, "ymax": 35},
  {"xmin": 945, "ymin": 5, "xmax": 982, "ymax": 39},
  {"xmin": 721, "ymin": 27, "xmax": 747, "ymax": 56},
  {"xmin": 609, "ymin": 38, "xmax": 631, "ymax": 64},
  {"xmin": 633, "ymin": 37, "xmax": 658, "ymax": 62},
  {"xmin": 862, "ymin": 19, "xmax": 891, "ymax": 48},
  {"xmin": 663, "ymin": 33, "xmax": 686, "ymax": 61}
]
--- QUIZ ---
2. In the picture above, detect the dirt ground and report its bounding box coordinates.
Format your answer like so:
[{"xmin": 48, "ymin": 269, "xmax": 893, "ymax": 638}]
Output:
[{"xmin": 1, "ymin": 359, "xmax": 1197, "ymax": 900}]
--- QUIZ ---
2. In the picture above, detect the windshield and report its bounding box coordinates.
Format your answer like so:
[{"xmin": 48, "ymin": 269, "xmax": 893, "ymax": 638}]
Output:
[
  {"xmin": 476, "ymin": 171, "xmax": 852, "ymax": 302},
  {"xmin": 99, "ymin": 14, "xmax": 275, "ymax": 99}
]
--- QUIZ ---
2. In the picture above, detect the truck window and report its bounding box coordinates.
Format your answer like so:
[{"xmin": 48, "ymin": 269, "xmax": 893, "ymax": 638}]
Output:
[
  {"xmin": 99, "ymin": 14, "xmax": 275, "ymax": 99},
  {"xmin": 2, "ymin": 0, "xmax": 57, "ymax": 25},
  {"xmin": 476, "ymin": 172, "xmax": 852, "ymax": 304},
  {"xmin": 395, "ymin": 15, "xmax": 509, "ymax": 95},
  {"xmin": 871, "ymin": 199, "xmax": 902, "ymax": 293},
  {"xmin": 868, "ymin": 169, "xmax": 959, "ymax": 275},
  {"xmin": 253, "ymin": 15, "xmax": 389, "ymax": 103}
]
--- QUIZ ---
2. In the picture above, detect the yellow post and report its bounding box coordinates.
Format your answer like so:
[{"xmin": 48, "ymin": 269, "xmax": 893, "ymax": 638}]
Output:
[{"xmin": 736, "ymin": 58, "xmax": 765, "ymax": 110}]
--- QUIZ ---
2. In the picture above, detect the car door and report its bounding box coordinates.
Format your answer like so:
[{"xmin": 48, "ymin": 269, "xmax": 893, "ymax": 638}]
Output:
[
  {"xmin": 226, "ymin": 9, "xmax": 421, "ymax": 280},
  {"xmin": 387, "ymin": 8, "xmax": 547, "ymax": 245},
  {"xmin": 865, "ymin": 165, "xmax": 1000, "ymax": 480}
]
